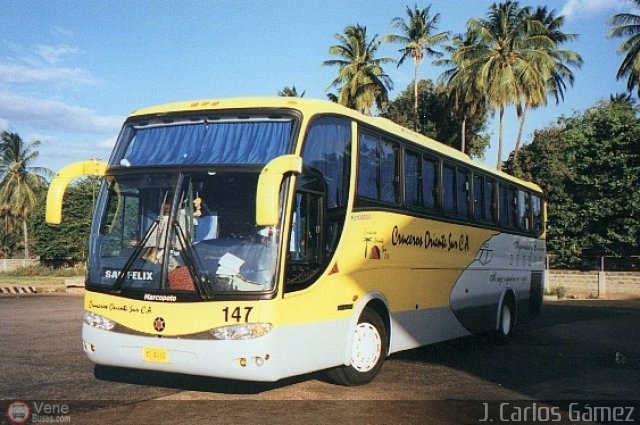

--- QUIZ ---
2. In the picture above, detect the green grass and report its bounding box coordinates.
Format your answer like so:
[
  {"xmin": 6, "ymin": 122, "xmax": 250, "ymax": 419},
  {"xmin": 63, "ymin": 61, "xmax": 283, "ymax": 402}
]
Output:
[
  {"xmin": 0, "ymin": 266, "xmax": 85, "ymax": 287},
  {"xmin": 0, "ymin": 275, "xmax": 66, "ymax": 286}
]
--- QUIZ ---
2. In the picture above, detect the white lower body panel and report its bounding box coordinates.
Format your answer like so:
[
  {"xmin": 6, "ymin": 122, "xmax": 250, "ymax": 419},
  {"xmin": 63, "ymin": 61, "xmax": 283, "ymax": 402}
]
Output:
[
  {"xmin": 82, "ymin": 318, "xmax": 351, "ymax": 382},
  {"xmin": 389, "ymin": 306, "xmax": 471, "ymax": 354}
]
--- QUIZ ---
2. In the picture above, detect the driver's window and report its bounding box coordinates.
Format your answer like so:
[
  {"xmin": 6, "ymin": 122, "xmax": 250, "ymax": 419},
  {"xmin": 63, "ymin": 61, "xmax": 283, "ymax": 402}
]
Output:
[
  {"xmin": 290, "ymin": 192, "xmax": 322, "ymax": 263},
  {"xmin": 286, "ymin": 173, "xmax": 325, "ymax": 289}
]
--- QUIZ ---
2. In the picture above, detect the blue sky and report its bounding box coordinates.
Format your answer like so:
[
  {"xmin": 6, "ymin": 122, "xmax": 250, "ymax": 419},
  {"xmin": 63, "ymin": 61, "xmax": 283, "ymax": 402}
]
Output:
[{"xmin": 0, "ymin": 0, "xmax": 635, "ymax": 172}]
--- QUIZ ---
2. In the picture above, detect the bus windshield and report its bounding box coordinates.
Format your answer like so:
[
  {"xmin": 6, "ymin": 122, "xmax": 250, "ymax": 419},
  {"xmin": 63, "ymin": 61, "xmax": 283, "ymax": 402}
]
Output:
[{"xmin": 88, "ymin": 170, "xmax": 281, "ymax": 296}]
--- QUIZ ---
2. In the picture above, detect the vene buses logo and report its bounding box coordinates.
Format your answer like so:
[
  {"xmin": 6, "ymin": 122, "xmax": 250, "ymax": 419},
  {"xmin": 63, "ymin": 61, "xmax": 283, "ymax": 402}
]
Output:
[{"xmin": 6, "ymin": 400, "xmax": 30, "ymax": 424}]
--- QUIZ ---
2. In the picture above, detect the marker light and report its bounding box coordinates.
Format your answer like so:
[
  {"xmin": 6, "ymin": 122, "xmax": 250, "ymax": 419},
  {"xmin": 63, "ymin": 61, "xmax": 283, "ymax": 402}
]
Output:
[
  {"xmin": 209, "ymin": 323, "xmax": 272, "ymax": 340},
  {"xmin": 84, "ymin": 311, "xmax": 115, "ymax": 331}
]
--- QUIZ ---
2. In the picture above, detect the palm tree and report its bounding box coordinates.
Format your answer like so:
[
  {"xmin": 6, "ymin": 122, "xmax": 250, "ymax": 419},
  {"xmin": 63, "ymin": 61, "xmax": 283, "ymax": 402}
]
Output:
[
  {"xmin": 609, "ymin": 0, "xmax": 640, "ymax": 96},
  {"xmin": 610, "ymin": 92, "xmax": 635, "ymax": 106},
  {"xmin": 438, "ymin": 32, "xmax": 486, "ymax": 154},
  {"xmin": 278, "ymin": 85, "xmax": 305, "ymax": 97},
  {"xmin": 324, "ymin": 24, "xmax": 395, "ymax": 114},
  {"xmin": 0, "ymin": 132, "xmax": 52, "ymax": 264},
  {"xmin": 384, "ymin": 4, "xmax": 449, "ymax": 129},
  {"xmin": 512, "ymin": 6, "xmax": 582, "ymax": 163},
  {"xmin": 458, "ymin": 0, "xmax": 556, "ymax": 170}
]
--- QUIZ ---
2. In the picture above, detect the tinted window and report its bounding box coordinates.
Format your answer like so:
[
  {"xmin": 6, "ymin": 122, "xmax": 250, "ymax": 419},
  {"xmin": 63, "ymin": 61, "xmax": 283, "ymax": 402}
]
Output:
[
  {"xmin": 442, "ymin": 165, "xmax": 455, "ymax": 214},
  {"xmin": 405, "ymin": 151, "xmax": 420, "ymax": 207},
  {"xmin": 499, "ymin": 183, "xmax": 511, "ymax": 227},
  {"xmin": 357, "ymin": 133, "xmax": 378, "ymax": 199},
  {"xmin": 518, "ymin": 190, "xmax": 532, "ymax": 231},
  {"xmin": 456, "ymin": 169, "xmax": 470, "ymax": 218},
  {"xmin": 357, "ymin": 133, "xmax": 398, "ymax": 203},
  {"xmin": 422, "ymin": 157, "xmax": 438, "ymax": 210},
  {"xmin": 532, "ymin": 194, "xmax": 543, "ymax": 234},
  {"xmin": 380, "ymin": 140, "xmax": 398, "ymax": 203},
  {"xmin": 302, "ymin": 117, "xmax": 351, "ymax": 209},
  {"xmin": 473, "ymin": 175, "xmax": 484, "ymax": 221},
  {"xmin": 484, "ymin": 179, "xmax": 496, "ymax": 223}
]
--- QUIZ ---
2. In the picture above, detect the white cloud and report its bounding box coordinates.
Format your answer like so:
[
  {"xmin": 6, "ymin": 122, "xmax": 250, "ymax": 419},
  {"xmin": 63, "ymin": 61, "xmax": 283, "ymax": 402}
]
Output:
[
  {"xmin": 37, "ymin": 134, "xmax": 114, "ymax": 162},
  {"xmin": 36, "ymin": 44, "xmax": 79, "ymax": 65},
  {"xmin": 50, "ymin": 26, "xmax": 74, "ymax": 38},
  {"xmin": 0, "ymin": 42, "xmax": 98, "ymax": 86},
  {"xmin": 560, "ymin": 0, "xmax": 627, "ymax": 20},
  {"xmin": 98, "ymin": 137, "xmax": 117, "ymax": 149},
  {"xmin": 0, "ymin": 92, "xmax": 123, "ymax": 135},
  {"xmin": 0, "ymin": 63, "xmax": 99, "ymax": 86}
]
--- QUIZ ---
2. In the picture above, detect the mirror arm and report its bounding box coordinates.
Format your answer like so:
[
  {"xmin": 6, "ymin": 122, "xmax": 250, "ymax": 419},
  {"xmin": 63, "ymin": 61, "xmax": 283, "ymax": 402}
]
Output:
[
  {"xmin": 46, "ymin": 160, "xmax": 109, "ymax": 224},
  {"xmin": 256, "ymin": 155, "xmax": 302, "ymax": 226}
]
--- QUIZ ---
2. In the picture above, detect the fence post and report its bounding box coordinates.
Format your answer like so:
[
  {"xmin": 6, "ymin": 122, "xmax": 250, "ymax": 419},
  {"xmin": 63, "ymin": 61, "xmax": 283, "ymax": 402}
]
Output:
[
  {"xmin": 598, "ymin": 255, "xmax": 607, "ymax": 299},
  {"xmin": 543, "ymin": 255, "xmax": 550, "ymax": 293}
]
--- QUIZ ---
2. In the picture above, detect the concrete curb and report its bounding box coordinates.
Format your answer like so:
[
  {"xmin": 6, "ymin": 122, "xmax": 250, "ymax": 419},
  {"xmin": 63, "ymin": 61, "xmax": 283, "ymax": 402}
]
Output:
[
  {"xmin": 65, "ymin": 276, "xmax": 86, "ymax": 289},
  {"xmin": 0, "ymin": 286, "xmax": 38, "ymax": 294}
]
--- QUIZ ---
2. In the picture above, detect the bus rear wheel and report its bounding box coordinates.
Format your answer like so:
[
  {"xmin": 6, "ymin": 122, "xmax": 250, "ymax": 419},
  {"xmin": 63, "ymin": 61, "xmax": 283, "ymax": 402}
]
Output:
[
  {"xmin": 326, "ymin": 308, "xmax": 387, "ymax": 386},
  {"xmin": 497, "ymin": 298, "xmax": 515, "ymax": 339}
]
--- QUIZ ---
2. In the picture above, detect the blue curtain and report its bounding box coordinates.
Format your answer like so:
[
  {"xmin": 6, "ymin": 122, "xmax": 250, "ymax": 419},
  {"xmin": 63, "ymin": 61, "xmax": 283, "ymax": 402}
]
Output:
[{"xmin": 123, "ymin": 121, "xmax": 292, "ymax": 166}]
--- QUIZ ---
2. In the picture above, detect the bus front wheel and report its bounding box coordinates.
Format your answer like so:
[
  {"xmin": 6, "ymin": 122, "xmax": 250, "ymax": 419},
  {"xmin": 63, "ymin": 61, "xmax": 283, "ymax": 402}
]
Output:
[{"xmin": 326, "ymin": 308, "xmax": 387, "ymax": 386}]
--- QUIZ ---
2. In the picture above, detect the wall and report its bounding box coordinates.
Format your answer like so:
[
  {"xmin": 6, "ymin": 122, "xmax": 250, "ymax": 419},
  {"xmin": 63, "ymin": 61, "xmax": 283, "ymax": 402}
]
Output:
[
  {"xmin": 0, "ymin": 259, "xmax": 40, "ymax": 272},
  {"xmin": 547, "ymin": 270, "xmax": 640, "ymax": 299}
]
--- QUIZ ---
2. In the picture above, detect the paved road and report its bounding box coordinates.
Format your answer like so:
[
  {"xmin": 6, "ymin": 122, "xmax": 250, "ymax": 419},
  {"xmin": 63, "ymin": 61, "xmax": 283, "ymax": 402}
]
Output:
[{"xmin": 1, "ymin": 294, "xmax": 639, "ymax": 424}]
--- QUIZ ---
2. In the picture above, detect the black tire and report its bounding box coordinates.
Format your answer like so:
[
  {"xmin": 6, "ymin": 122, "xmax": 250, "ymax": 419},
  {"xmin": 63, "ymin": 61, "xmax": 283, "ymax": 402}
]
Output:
[{"xmin": 326, "ymin": 308, "xmax": 387, "ymax": 386}]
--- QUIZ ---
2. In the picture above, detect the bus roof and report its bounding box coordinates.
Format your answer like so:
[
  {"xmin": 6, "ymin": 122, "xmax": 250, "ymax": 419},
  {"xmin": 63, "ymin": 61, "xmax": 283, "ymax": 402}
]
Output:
[{"xmin": 129, "ymin": 97, "xmax": 542, "ymax": 193}]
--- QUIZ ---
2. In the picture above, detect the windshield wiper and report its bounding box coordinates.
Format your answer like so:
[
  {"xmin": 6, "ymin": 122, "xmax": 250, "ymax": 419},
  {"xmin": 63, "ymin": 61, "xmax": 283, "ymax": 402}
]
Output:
[
  {"xmin": 111, "ymin": 219, "xmax": 159, "ymax": 293},
  {"xmin": 174, "ymin": 221, "xmax": 210, "ymax": 300}
]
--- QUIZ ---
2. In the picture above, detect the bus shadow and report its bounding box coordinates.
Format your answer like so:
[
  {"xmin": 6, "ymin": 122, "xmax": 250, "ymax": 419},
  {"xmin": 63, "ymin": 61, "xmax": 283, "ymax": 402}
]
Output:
[
  {"xmin": 391, "ymin": 300, "xmax": 640, "ymax": 399},
  {"xmin": 94, "ymin": 364, "xmax": 321, "ymax": 395}
]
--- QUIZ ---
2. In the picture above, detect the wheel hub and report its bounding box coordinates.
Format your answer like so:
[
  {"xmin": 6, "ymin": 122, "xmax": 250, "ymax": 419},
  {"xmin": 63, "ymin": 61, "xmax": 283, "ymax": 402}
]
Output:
[{"xmin": 351, "ymin": 322, "xmax": 382, "ymax": 372}]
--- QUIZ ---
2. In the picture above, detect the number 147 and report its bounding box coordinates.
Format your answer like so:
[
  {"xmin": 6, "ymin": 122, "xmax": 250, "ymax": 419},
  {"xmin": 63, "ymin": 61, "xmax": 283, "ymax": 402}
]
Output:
[{"xmin": 222, "ymin": 306, "xmax": 253, "ymax": 323}]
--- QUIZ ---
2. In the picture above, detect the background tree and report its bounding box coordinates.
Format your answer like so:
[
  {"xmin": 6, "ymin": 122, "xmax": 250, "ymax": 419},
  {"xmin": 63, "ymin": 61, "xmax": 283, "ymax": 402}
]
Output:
[
  {"xmin": 0, "ymin": 132, "xmax": 52, "ymax": 263},
  {"xmin": 30, "ymin": 177, "xmax": 100, "ymax": 262},
  {"xmin": 381, "ymin": 79, "xmax": 489, "ymax": 158},
  {"xmin": 438, "ymin": 32, "xmax": 486, "ymax": 154},
  {"xmin": 323, "ymin": 24, "xmax": 395, "ymax": 114},
  {"xmin": 508, "ymin": 100, "xmax": 640, "ymax": 268},
  {"xmin": 0, "ymin": 215, "xmax": 19, "ymax": 258},
  {"xmin": 278, "ymin": 85, "xmax": 305, "ymax": 97},
  {"xmin": 512, "ymin": 6, "xmax": 582, "ymax": 164},
  {"xmin": 384, "ymin": 3, "xmax": 449, "ymax": 129},
  {"xmin": 455, "ymin": 1, "xmax": 555, "ymax": 170},
  {"xmin": 609, "ymin": 0, "xmax": 640, "ymax": 97}
]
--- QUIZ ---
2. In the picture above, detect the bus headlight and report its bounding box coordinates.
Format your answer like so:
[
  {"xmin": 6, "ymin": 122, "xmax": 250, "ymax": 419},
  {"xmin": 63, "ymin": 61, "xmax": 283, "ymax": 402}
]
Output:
[
  {"xmin": 84, "ymin": 311, "xmax": 115, "ymax": 331},
  {"xmin": 209, "ymin": 323, "xmax": 272, "ymax": 340}
]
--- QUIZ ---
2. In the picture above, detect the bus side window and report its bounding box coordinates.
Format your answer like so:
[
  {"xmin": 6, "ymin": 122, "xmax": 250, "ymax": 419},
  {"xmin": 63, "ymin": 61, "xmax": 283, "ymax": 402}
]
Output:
[
  {"xmin": 499, "ymin": 183, "xmax": 511, "ymax": 227},
  {"xmin": 531, "ymin": 194, "xmax": 543, "ymax": 234},
  {"xmin": 456, "ymin": 168, "xmax": 470, "ymax": 218},
  {"xmin": 357, "ymin": 133, "xmax": 399, "ymax": 204},
  {"xmin": 518, "ymin": 190, "xmax": 532, "ymax": 231},
  {"xmin": 485, "ymin": 178, "xmax": 496, "ymax": 223},
  {"xmin": 404, "ymin": 150, "xmax": 421, "ymax": 208},
  {"xmin": 473, "ymin": 174, "xmax": 484, "ymax": 221},
  {"xmin": 442, "ymin": 164, "xmax": 455, "ymax": 215},
  {"xmin": 423, "ymin": 156, "xmax": 438, "ymax": 211}
]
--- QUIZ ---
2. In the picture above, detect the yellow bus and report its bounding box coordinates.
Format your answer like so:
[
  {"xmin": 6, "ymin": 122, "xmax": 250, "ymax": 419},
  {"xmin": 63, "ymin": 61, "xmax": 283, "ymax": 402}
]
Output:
[{"xmin": 47, "ymin": 97, "xmax": 545, "ymax": 385}]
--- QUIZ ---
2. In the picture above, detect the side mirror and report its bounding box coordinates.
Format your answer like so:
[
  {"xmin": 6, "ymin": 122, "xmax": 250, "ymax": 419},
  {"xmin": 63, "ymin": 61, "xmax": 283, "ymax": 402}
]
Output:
[
  {"xmin": 46, "ymin": 160, "xmax": 108, "ymax": 224},
  {"xmin": 256, "ymin": 155, "xmax": 303, "ymax": 226}
]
